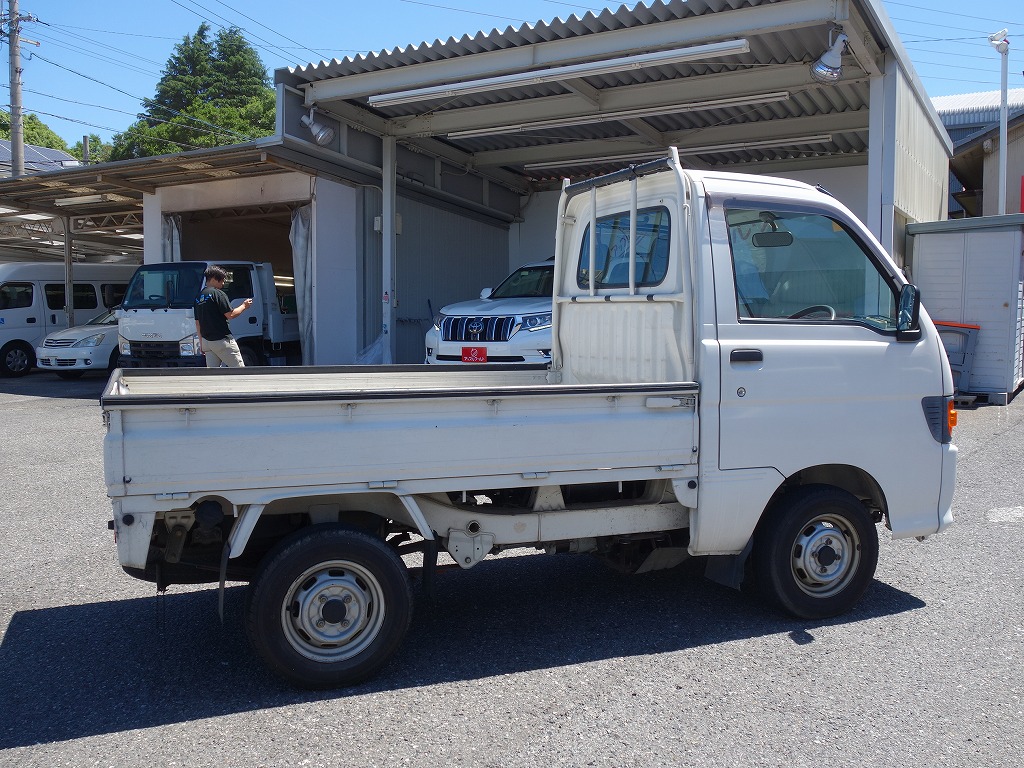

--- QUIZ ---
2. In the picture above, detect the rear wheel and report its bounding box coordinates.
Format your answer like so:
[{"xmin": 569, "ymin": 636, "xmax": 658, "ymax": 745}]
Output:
[
  {"xmin": 753, "ymin": 485, "xmax": 878, "ymax": 619},
  {"xmin": 246, "ymin": 525, "xmax": 413, "ymax": 689},
  {"xmin": 240, "ymin": 344, "xmax": 264, "ymax": 366},
  {"xmin": 0, "ymin": 341, "xmax": 34, "ymax": 377}
]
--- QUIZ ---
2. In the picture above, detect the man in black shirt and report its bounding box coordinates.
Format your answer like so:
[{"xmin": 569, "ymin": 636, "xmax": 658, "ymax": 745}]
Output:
[{"xmin": 194, "ymin": 265, "xmax": 253, "ymax": 367}]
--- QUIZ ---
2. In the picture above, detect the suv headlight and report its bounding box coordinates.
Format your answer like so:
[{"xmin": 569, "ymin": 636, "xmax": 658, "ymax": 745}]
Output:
[
  {"xmin": 520, "ymin": 312, "xmax": 552, "ymax": 331},
  {"xmin": 432, "ymin": 313, "xmax": 444, "ymax": 330},
  {"xmin": 72, "ymin": 333, "xmax": 105, "ymax": 348}
]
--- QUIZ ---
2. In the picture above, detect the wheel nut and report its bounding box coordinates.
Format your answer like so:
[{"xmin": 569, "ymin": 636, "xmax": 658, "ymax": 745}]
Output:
[
  {"xmin": 316, "ymin": 619, "xmax": 326, "ymax": 628},
  {"xmin": 341, "ymin": 620, "xmax": 350, "ymax": 628},
  {"xmin": 343, "ymin": 595, "xmax": 352, "ymax": 604},
  {"xmin": 318, "ymin": 595, "xmax": 327, "ymax": 603}
]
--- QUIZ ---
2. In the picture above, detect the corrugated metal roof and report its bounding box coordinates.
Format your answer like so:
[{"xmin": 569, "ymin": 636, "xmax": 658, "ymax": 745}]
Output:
[
  {"xmin": 278, "ymin": 0, "xmax": 915, "ymax": 183},
  {"xmin": 932, "ymin": 88, "xmax": 1024, "ymax": 127}
]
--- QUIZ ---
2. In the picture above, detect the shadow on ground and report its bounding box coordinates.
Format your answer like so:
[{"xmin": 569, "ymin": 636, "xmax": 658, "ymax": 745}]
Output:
[{"xmin": 0, "ymin": 554, "xmax": 923, "ymax": 748}]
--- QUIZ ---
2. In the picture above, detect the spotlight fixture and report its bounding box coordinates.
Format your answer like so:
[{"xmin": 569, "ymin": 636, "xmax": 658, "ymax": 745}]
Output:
[
  {"xmin": 300, "ymin": 106, "xmax": 336, "ymax": 146},
  {"xmin": 809, "ymin": 29, "xmax": 849, "ymax": 85}
]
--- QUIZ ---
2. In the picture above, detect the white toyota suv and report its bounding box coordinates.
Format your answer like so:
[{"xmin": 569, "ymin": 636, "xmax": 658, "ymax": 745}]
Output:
[{"xmin": 425, "ymin": 260, "xmax": 553, "ymax": 365}]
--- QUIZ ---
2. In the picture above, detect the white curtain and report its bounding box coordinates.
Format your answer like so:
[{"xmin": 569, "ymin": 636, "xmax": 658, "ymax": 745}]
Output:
[
  {"xmin": 161, "ymin": 214, "xmax": 181, "ymax": 262},
  {"xmin": 289, "ymin": 203, "xmax": 314, "ymax": 365}
]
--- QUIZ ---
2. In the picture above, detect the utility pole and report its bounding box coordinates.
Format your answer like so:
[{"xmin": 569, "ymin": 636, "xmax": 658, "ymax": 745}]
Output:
[
  {"xmin": 988, "ymin": 29, "xmax": 1010, "ymax": 216},
  {"xmin": 4, "ymin": 0, "xmax": 36, "ymax": 178},
  {"xmin": 7, "ymin": 0, "xmax": 24, "ymax": 177}
]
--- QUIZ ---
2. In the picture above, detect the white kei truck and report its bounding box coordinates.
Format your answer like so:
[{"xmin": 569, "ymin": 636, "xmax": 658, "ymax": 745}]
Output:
[
  {"xmin": 102, "ymin": 150, "xmax": 957, "ymax": 689},
  {"xmin": 116, "ymin": 260, "xmax": 300, "ymax": 368}
]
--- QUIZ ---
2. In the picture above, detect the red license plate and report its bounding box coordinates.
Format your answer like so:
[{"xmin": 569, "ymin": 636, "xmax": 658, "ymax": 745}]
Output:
[{"xmin": 462, "ymin": 346, "xmax": 487, "ymax": 363}]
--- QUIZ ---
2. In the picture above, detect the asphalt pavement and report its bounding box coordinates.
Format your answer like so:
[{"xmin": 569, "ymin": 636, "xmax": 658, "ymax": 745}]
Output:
[{"xmin": 0, "ymin": 370, "xmax": 1021, "ymax": 768}]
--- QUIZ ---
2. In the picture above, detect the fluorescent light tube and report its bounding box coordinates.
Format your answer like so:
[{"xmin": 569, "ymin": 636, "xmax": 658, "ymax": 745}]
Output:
[
  {"xmin": 368, "ymin": 38, "xmax": 750, "ymax": 108},
  {"xmin": 446, "ymin": 91, "xmax": 791, "ymax": 139}
]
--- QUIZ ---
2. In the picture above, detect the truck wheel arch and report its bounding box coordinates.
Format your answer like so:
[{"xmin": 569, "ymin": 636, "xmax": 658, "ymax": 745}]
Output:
[
  {"xmin": 226, "ymin": 493, "xmax": 434, "ymax": 562},
  {"xmin": 765, "ymin": 464, "xmax": 887, "ymax": 529}
]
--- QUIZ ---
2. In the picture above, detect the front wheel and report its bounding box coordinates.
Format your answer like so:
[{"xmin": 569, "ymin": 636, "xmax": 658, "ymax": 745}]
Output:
[
  {"xmin": 246, "ymin": 525, "xmax": 413, "ymax": 689},
  {"xmin": 0, "ymin": 341, "xmax": 34, "ymax": 377},
  {"xmin": 752, "ymin": 485, "xmax": 879, "ymax": 619}
]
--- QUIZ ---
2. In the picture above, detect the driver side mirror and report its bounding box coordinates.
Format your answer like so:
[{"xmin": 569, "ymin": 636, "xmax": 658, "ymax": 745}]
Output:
[
  {"xmin": 896, "ymin": 283, "xmax": 922, "ymax": 342},
  {"xmin": 480, "ymin": 288, "xmax": 492, "ymax": 300}
]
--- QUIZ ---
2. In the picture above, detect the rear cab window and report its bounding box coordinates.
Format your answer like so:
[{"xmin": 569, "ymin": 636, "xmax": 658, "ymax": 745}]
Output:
[{"xmin": 577, "ymin": 206, "xmax": 671, "ymax": 290}]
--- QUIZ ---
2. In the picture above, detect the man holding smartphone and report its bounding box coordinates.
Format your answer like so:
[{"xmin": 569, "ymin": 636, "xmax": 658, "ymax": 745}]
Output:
[{"xmin": 194, "ymin": 264, "xmax": 253, "ymax": 367}]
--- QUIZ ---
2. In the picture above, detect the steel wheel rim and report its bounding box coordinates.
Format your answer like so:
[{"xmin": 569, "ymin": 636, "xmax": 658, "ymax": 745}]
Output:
[
  {"xmin": 790, "ymin": 513, "xmax": 861, "ymax": 597},
  {"xmin": 281, "ymin": 559, "xmax": 387, "ymax": 663}
]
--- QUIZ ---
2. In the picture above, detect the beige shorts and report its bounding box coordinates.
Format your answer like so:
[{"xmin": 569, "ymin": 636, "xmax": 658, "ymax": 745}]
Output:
[{"xmin": 202, "ymin": 336, "xmax": 244, "ymax": 367}]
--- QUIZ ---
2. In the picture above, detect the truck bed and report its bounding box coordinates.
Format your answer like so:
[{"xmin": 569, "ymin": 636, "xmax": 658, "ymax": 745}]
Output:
[{"xmin": 102, "ymin": 365, "xmax": 699, "ymax": 501}]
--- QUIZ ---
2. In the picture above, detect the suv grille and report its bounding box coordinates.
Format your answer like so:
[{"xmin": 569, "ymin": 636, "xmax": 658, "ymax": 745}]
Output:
[{"xmin": 441, "ymin": 316, "xmax": 515, "ymax": 342}]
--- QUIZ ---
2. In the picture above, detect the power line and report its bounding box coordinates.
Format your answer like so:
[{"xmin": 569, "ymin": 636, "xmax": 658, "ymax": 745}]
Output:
[
  {"xmin": 167, "ymin": 0, "xmax": 297, "ymax": 65},
  {"xmin": 206, "ymin": 0, "xmax": 329, "ymax": 61},
  {"xmin": 29, "ymin": 51, "xmax": 254, "ymax": 140}
]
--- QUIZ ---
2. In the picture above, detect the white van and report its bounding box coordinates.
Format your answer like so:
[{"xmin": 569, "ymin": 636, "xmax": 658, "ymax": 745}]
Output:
[{"xmin": 0, "ymin": 262, "xmax": 136, "ymax": 376}]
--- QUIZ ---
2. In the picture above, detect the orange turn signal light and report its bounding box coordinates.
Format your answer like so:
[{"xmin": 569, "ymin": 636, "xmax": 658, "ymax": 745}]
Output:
[{"xmin": 948, "ymin": 400, "xmax": 958, "ymax": 432}]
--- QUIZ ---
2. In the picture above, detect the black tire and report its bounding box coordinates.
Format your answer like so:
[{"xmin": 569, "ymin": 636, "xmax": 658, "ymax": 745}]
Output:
[
  {"xmin": 0, "ymin": 341, "xmax": 34, "ymax": 377},
  {"xmin": 107, "ymin": 349, "xmax": 121, "ymax": 372},
  {"xmin": 239, "ymin": 344, "xmax": 264, "ymax": 366},
  {"xmin": 246, "ymin": 525, "xmax": 413, "ymax": 689},
  {"xmin": 752, "ymin": 485, "xmax": 879, "ymax": 620},
  {"xmin": 56, "ymin": 371, "xmax": 84, "ymax": 380}
]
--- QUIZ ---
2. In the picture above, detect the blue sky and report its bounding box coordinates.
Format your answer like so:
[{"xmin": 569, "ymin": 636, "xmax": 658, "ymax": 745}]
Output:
[{"xmin": 13, "ymin": 0, "xmax": 1024, "ymax": 148}]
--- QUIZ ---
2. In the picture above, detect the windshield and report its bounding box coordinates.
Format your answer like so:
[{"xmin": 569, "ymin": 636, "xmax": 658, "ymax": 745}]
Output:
[
  {"xmin": 122, "ymin": 263, "xmax": 207, "ymax": 309},
  {"xmin": 85, "ymin": 308, "xmax": 118, "ymax": 326},
  {"xmin": 489, "ymin": 265, "xmax": 554, "ymax": 299}
]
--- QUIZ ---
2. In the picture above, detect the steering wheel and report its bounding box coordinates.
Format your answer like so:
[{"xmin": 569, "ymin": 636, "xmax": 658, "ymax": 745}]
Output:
[{"xmin": 789, "ymin": 304, "xmax": 836, "ymax": 320}]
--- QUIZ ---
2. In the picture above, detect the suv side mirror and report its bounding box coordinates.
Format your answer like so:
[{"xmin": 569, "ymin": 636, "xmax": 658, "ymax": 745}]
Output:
[
  {"xmin": 896, "ymin": 283, "xmax": 922, "ymax": 342},
  {"xmin": 480, "ymin": 288, "xmax": 492, "ymax": 300}
]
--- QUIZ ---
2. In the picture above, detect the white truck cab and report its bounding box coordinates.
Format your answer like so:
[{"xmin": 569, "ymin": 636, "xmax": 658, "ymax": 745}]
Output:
[
  {"xmin": 117, "ymin": 260, "xmax": 299, "ymax": 367},
  {"xmin": 425, "ymin": 259, "xmax": 554, "ymax": 365},
  {"xmin": 101, "ymin": 150, "xmax": 956, "ymax": 689}
]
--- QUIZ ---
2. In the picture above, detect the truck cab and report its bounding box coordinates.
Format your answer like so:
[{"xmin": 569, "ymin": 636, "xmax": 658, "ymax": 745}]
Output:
[{"xmin": 117, "ymin": 261, "xmax": 299, "ymax": 367}]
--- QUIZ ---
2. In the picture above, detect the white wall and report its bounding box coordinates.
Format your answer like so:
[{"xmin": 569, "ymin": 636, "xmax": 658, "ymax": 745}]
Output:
[
  {"xmin": 766, "ymin": 165, "xmax": 870, "ymax": 225},
  {"xmin": 312, "ymin": 177, "xmax": 360, "ymax": 364},
  {"xmin": 509, "ymin": 189, "xmax": 560, "ymax": 270},
  {"xmin": 142, "ymin": 172, "xmax": 313, "ymax": 263}
]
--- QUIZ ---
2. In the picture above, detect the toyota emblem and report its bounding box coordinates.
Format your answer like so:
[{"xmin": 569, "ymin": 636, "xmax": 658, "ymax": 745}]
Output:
[{"xmin": 467, "ymin": 319, "xmax": 485, "ymax": 337}]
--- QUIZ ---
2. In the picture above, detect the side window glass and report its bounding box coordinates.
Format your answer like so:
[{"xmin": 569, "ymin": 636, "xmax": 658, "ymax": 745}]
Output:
[
  {"xmin": 0, "ymin": 282, "xmax": 33, "ymax": 309},
  {"xmin": 725, "ymin": 207, "xmax": 898, "ymax": 331},
  {"xmin": 72, "ymin": 283, "xmax": 98, "ymax": 310},
  {"xmin": 577, "ymin": 206, "xmax": 671, "ymax": 289},
  {"xmin": 222, "ymin": 267, "xmax": 253, "ymax": 301},
  {"xmin": 44, "ymin": 283, "xmax": 65, "ymax": 310}
]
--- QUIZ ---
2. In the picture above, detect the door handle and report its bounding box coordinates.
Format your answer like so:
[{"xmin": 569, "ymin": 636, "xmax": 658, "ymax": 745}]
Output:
[
  {"xmin": 248, "ymin": 316, "xmax": 257, "ymax": 324},
  {"xmin": 27, "ymin": 317, "xmax": 36, "ymax": 323},
  {"xmin": 730, "ymin": 348, "xmax": 763, "ymax": 362}
]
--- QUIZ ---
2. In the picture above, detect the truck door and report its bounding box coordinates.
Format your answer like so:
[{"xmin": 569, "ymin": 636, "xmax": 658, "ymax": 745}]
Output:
[
  {"xmin": 709, "ymin": 201, "xmax": 945, "ymax": 530},
  {"xmin": 223, "ymin": 265, "xmax": 263, "ymax": 339}
]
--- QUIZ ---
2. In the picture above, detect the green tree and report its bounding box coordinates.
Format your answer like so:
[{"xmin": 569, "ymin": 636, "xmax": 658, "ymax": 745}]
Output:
[
  {"xmin": 110, "ymin": 24, "xmax": 274, "ymax": 160},
  {"xmin": 0, "ymin": 111, "xmax": 71, "ymax": 152}
]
